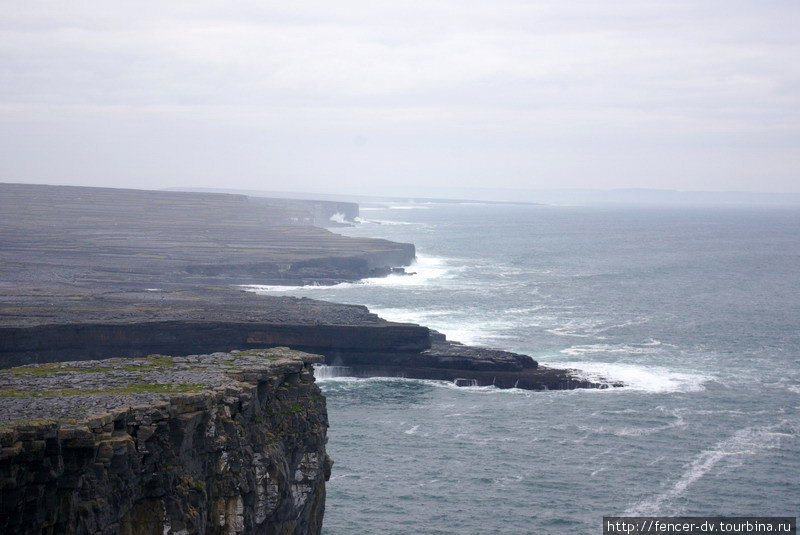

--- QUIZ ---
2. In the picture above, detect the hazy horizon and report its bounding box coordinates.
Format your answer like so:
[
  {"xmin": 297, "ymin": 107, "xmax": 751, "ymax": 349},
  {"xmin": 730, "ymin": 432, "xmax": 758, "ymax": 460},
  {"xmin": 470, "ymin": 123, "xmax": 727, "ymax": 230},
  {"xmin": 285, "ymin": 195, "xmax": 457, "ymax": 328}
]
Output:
[
  {"xmin": 2, "ymin": 2, "xmax": 798, "ymax": 195},
  {"xmin": 8, "ymin": 180, "xmax": 800, "ymax": 207}
]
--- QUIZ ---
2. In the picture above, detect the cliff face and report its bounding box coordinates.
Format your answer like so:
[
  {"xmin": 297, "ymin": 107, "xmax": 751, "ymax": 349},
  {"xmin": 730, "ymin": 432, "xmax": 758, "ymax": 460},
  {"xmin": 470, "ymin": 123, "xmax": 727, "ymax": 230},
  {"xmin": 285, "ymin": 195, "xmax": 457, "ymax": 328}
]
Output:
[
  {"xmin": 1, "ymin": 319, "xmax": 431, "ymax": 369},
  {"xmin": 0, "ymin": 348, "xmax": 331, "ymax": 535},
  {"xmin": 248, "ymin": 197, "xmax": 360, "ymax": 227}
]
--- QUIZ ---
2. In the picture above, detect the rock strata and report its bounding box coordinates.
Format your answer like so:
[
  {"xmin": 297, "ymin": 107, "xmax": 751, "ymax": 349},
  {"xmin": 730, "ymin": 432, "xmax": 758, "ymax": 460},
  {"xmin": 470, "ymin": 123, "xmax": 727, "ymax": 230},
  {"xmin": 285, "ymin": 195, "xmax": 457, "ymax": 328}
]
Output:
[
  {"xmin": 0, "ymin": 182, "xmax": 617, "ymax": 391},
  {"xmin": 0, "ymin": 348, "xmax": 331, "ymax": 535}
]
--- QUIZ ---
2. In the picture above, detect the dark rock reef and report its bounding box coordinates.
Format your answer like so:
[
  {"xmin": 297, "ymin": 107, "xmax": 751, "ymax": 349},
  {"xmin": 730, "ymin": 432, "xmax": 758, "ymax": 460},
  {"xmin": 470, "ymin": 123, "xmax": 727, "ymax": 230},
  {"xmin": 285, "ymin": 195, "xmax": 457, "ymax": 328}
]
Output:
[{"xmin": 0, "ymin": 348, "xmax": 331, "ymax": 535}]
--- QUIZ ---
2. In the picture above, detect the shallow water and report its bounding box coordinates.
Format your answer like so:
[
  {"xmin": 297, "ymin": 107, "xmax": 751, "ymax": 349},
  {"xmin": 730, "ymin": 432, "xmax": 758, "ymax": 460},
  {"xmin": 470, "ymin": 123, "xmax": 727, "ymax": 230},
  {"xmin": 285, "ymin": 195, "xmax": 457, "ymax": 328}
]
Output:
[{"xmin": 249, "ymin": 203, "xmax": 800, "ymax": 534}]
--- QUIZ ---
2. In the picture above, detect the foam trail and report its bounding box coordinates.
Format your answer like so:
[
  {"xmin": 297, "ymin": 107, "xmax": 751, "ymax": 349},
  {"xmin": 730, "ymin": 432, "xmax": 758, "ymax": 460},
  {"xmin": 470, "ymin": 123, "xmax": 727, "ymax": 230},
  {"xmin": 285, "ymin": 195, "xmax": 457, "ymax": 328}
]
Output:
[
  {"xmin": 355, "ymin": 216, "xmax": 415, "ymax": 226},
  {"xmin": 559, "ymin": 343, "xmax": 662, "ymax": 356},
  {"xmin": 626, "ymin": 425, "xmax": 788, "ymax": 515}
]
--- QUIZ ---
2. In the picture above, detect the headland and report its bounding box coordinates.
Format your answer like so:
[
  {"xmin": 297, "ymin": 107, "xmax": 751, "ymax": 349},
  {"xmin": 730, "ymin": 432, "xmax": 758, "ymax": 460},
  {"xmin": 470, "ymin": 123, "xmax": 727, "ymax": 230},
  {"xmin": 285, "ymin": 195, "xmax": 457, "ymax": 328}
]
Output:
[
  {"xmin": 0, "ymin": 182, "xmax": 613, "ymax": 390},
  {"xmin": 0, "ymin": 347, "xmax": 330, "ymax": 535}
]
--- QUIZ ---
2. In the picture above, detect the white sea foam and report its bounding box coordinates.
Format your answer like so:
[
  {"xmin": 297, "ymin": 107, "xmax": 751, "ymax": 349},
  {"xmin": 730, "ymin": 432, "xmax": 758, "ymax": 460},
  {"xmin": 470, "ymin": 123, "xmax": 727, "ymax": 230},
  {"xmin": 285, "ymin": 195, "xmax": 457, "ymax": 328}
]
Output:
[
  {"xmin": 240, "ymin": 253, "xmax": 456, "ymax": 293},
  {"xmin": 314, "ymin": 374, "xmax": 536, "ymax": 396},
  {"xmin": 355, "ymin": 217, "xmax": 415, "ymax": 226},
  {"xmin": 313, "ymin": 364, "xmax": 353, "ymax": 380},
  {"xmin": 593, "ymin": 409, "xmax": 687, "ymax": 437},
  {"xmin": 367, "ymin": 254, "xmax": 455, "ymax": 287},
  {"xmin": 559, "ymin": 343, "xmax": 663, "ymax": 357},
  {"xmin": 546, "ymin": 325, "xmax": 602, "ymax": 339},
  {"xmin": 328, "ymin": 212, "xmax": 350, "ymax": 224},
  {"xmin": 554, "ymin": 361, "xmax": 711, "ymax": 393},
  {"xmin": 366, "ymin": 306, "xmax": 516, "ymax": 346},
  {"xmin": 546, "ymin": 316, "xmax": 651, "ymax": 339},
  {"xmin": 626, "ymin": 424, "xmax": 792, "ymax": 515},
  {"xmin": 240, "ymin": 282, "xmax": 344, "ymax": 292}
]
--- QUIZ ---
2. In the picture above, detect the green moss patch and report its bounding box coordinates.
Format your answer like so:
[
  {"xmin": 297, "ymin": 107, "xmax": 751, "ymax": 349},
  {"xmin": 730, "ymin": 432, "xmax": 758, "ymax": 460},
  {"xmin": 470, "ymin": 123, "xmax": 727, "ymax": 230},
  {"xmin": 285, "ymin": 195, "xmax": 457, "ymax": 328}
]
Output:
[
  {"xmin": 0, "ymin": 363, "xmax": 114, "ymax": 375},
  {"xmin": 0, "ymin": 383, "xmax": 205, "ymax": 398}
]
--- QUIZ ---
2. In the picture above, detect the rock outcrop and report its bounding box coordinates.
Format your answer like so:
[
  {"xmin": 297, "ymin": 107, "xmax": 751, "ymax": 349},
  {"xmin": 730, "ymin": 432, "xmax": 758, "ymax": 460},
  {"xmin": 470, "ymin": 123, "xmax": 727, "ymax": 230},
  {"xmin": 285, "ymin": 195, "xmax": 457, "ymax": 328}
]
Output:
[
  {"xmin": 316, "ymin": 338, "xmax": 617, "ymax": 390},
  {"xmin": 0, "ymin": 348, "xmax": 331, "ymax": 535}
]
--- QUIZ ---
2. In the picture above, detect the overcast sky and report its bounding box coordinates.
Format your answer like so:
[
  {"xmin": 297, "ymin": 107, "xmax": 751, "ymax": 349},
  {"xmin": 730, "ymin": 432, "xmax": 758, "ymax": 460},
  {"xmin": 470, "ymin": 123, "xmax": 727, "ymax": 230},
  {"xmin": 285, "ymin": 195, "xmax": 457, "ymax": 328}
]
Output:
[{"xmin": 1, "ymin": 1, "xmax": 798, "ymax": 197}]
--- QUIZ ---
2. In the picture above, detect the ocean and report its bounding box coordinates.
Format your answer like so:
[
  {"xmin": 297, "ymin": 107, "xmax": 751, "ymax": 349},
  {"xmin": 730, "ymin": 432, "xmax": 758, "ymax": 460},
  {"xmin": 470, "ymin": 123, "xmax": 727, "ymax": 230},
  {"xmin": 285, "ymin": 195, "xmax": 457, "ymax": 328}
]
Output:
[{"xmin": 249, "ymin": 203, "xmax": 800, "ymax": 534}]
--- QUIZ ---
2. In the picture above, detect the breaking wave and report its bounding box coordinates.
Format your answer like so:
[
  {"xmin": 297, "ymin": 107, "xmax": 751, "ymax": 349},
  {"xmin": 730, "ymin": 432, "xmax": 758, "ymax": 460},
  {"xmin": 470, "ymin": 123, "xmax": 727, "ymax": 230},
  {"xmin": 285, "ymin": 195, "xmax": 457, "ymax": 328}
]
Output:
[{"xmin": 554, "ymin": 361, "xmax": 711, "ymax": 393}]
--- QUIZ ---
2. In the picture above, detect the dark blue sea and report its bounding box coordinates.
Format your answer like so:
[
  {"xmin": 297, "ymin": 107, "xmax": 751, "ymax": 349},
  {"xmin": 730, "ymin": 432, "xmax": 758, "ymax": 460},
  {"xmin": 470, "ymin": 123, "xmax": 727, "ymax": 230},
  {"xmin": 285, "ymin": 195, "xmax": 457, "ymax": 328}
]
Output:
[{"xmin": 249, "ymin": 203, "xmax": 800, "ymax": 534}]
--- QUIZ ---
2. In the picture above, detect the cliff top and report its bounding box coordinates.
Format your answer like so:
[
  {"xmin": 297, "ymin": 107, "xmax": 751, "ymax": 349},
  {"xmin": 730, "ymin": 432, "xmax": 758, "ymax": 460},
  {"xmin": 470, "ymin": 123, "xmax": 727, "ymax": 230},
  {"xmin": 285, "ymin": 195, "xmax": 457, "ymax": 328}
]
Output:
[
  {"xmin": 0, "ymin": 347, "xmax": 323, "ymax": 431},
  {"xmin": 0, "ymin": 182, "xmax": 416, "ymax": 330},
  {"xmin": 0, "ymin": 286, "xmax": 389, "ymax": 328},
  {"xmin": 0, "ymin": 182, "xmax": 413, "ymax": 286}
]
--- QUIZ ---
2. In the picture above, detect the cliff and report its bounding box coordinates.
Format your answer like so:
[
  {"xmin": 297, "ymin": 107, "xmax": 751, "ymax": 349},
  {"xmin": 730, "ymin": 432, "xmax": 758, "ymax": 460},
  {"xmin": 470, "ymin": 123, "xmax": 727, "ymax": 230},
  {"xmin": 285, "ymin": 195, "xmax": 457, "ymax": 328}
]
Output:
[
  {"xmin": 0, "ymin": 288, "xmax": 609, "ymax": 390},
  {"xmin": 0, "ymin": 348, "xmax": 332, "ymax": 535},
  {"xmin": 0, "ymin": 182, "xmax": 614, "ymax": 391},
  {"xmin": 248, "ymin": 197, "xmax": 359, "ymax": 227},
  {"xmin": 0, "ymin": 183, "xmax": 415, "ymax": 288}
]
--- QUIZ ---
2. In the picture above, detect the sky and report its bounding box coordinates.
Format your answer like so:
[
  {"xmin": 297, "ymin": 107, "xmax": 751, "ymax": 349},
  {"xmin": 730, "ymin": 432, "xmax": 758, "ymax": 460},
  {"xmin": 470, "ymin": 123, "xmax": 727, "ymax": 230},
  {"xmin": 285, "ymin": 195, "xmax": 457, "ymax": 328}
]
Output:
[{"xmin": 1, "ymin": 0, "xmax": 799, "ymax": 198}]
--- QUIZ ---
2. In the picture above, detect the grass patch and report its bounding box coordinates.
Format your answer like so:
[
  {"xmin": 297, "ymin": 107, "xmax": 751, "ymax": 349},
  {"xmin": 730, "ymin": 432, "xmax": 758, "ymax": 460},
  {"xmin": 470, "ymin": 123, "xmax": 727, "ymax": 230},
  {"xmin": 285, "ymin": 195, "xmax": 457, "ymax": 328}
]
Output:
[
  {"xmin": 145, "ymin": 355, "xmax": 176, "ymax": 368},
  {"xmin": 233, "ymin": 348, "xmax": 295, "ymax": 360},
  {"xmin": 232, "ymin": 349, "xmax": 269, "ymax": 357},
  {"xmin": 285, "ymin": 403, "xmax": 305, "ymax": 414},
  {"xmin": 0, "ymin": 363, "xmax": 113, "ymax": 375},
  {"xmin": 115, "ymin": 383, "xmax": 204, "ymax": 395},
  {"xmin": 0, "ymin": 383, "xmax": 205, "ymax": 398},
  {"xmin": 120, "ymin": 355, "xmax": 176, "ymax": 372}
]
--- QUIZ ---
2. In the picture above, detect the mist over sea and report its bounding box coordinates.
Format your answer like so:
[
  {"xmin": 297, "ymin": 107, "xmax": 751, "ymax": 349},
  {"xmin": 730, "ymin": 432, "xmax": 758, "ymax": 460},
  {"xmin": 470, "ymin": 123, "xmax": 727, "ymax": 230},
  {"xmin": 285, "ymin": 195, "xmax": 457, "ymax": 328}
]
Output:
[{"xmin": 249, "ymin": 203, "xmax": 800, "ymax": 534}]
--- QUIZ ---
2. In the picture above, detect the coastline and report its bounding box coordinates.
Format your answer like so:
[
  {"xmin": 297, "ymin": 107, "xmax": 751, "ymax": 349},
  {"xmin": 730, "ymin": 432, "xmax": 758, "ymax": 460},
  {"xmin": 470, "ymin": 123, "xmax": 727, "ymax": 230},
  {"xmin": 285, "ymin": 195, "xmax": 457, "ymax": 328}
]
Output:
[{"xmin": 0, "ymin": 182, "xmax": 613, "ymax": 391}]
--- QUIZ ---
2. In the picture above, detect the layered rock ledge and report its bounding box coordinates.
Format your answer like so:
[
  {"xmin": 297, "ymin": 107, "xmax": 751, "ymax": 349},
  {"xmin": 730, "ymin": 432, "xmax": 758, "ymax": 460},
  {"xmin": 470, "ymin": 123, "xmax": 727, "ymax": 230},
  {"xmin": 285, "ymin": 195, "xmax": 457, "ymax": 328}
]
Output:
[
  {"xmin": 0, "ymin": 182, "xmax": 614, "ymax": 391},
  {"xmin": 0, "ymin": 348, "xmax": 332, "ymax": 535}
]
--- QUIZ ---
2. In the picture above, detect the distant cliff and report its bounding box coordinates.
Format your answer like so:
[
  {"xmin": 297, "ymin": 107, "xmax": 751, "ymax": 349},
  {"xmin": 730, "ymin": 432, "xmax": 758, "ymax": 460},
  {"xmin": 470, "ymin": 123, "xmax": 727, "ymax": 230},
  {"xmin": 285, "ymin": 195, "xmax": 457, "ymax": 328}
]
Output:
[
  {"xmin": 0, "ymin": 348, "xmax": 331, "ymax": 535},
  {"xmin": 0, "ymin": 182, "xmax": 614, "ymax": 391},
  {"xmin": 249, "ymin": 197, "xmax": 359, "ymax": 227},
  {"xmin": 0, "ymin": 183, "xmax": 415, "ymax": 288}
]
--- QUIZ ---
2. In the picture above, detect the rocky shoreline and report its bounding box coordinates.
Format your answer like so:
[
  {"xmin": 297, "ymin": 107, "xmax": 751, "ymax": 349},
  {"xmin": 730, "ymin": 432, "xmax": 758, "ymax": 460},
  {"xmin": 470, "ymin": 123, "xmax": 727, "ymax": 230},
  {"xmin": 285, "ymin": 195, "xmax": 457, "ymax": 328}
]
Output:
[{"xmin": 0, "ymin": 183, "xmax": 615, "ymax": 392}]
